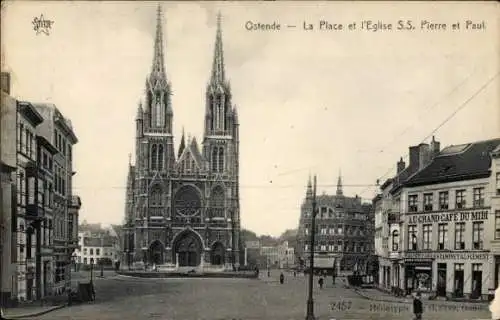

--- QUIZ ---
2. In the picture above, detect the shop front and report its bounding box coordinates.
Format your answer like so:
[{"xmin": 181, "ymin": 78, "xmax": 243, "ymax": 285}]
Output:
[
  {"xmin": 403, "ymin": 258, "xmax": 433, "ymax": 295},
  {"xmin": 405, "ymin": 251, "xmax": 490, "ymax": 300}
]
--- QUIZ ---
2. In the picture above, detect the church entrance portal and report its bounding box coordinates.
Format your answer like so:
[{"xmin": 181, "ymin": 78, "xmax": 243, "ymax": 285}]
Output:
[
  {"xmin": 149, "ymin": 240, "xmax": 164, "ymax": 265},
  {"xmin": 173, "ymin": 231, "xmax": 203, "ymax": 267}
]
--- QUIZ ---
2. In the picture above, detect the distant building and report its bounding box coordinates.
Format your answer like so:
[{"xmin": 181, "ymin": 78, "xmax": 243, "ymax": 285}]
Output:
[
  {"xmin": 297, "ymin": 174, "xmax": 374, "ymax": 274},
  {"xmin": 260, "ymin": 241, "xmax": 295, "ymax": 269},
  {"xmin": 74, "ymin": 222, "xmax": 119, "ymax": 267}
]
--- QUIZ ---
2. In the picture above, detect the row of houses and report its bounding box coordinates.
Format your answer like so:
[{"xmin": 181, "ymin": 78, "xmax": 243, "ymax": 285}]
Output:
[
  {"xmin": 0, "ymin": 72, "xmax": 81, "ymax": 305},
  {"xmin": 244, "ymin": 240, "xmax": 295, "ymax": 269},
  {"xmin": 74, "ymin": 221, "xmax": 121, "ymax": 268},
  {"xmin": 373, "ymin": 136, "xmax": 500, "ymax": 301}
]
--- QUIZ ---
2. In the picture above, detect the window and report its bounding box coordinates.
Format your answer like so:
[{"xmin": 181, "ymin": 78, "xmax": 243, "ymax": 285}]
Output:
[
  {"xmin": 472, "ymin": 222, "xmax": 484, "ymax": 250},
  {"xmin": 150, "ymin": 186, "xmax": 163, "ymax": 206},
  {"xmin": 473, "ymin": 188, "xmax": 484, "ymax": 208},
  {"xmin": 408, "ymin": 225, "xmax": 417, "ymax": 250},
  {"xmin": 496, "ymin": 173, "xmax": 500, "ymax": 195},
  {"xmin": 320, "ymin": 226, "xmax": 327, "ymax": 235},
  {"xmin": 455, "ymin": 223, "xmax": 465, "ymax": 250},
  {"xmin": 338, "ymin": 226, "xmax": 343, "ymax": 235},
  {"xmin": 96, "ymin": 248, "xmax": 100, "ymax": 256},
  {"xmin": 423, "ymin": 193, "xmax": 433, "ymax": 211},
  {"xmin": 218, "ymin": 147, "xmax": 224, "ymax": 172},
  {"xmin": 423, "ymin": 224, "xmax": 432, "ymax": 249},
  {"xmin": 439, "ymin": 191, "xmax": 449, "ymax": 210},
  {"xmin": 211, "ymin": 148, "xmax": 217, "ymax": 171},
  {"xmin": 392, "ymin": 230, "xmax": 399, "ymax": 251},
  {"xmin": 496, "ymin": 211, "xmax": 500, "ymax": 239},
  {"xmin": 83, "ymin": 248, "xmax": 87, "ymax": 255},
  {"xmin": 150, "ymin": 144, "xmax": 158, "ymax": 170},
  {"xmin": 408, "ymin": 195, "xmax": 418, "ymax": 212},
  {"xmin": 438, "ymin": 223, "xmax": 448, "ymax": 250},
  {"xmin": 157, "ymin": 145, "xmax": 164, "ymax": 171},
  {"xmin": 90, "ymin": 248, "xmax": 94, "ymax": 255},
  {"xmin": 456, "ymin": 190, "xmax": 466, "ymax": 209}
]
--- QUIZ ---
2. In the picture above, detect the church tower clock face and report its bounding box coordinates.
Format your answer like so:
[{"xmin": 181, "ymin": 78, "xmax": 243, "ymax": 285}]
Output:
[{"xmin": 174, "ymin": 186, "xmax": 202, "ymax": 217}]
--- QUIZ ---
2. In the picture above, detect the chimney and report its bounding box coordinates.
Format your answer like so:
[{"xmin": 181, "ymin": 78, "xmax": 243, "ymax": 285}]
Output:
[
  {"xmin": 430, "ymin": 136, "xmax": 440, "ymax": 159},
  {"xmin": 409, "ymin": 146, "xmax": 420, "ymax": 171},
  {"xmin": 418, "ymin": 143, "xmax": 431, "ymax": 170},
  {"xmin": 1, "ymin": 72, "xmax": 10, "ymax": 94},
  {"xmin": 397, "ymin": 157, "xmax": 406, "ymax": 174}
]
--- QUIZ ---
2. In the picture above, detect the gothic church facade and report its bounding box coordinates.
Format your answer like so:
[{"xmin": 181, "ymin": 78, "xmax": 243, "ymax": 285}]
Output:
[{"xmin": 123, "ymin": 6, "xmax": 241, "ymax": 268}]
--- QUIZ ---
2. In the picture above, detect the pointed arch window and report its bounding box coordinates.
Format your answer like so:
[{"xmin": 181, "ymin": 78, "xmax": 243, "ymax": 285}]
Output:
[
  {"xmin": 155, "ymin": 94, "xmax": 164, "ymax": 128},
  {"xmin": 158, "ymin": 145, "xmax": 164, "ymax": 171},
  {"xmin": 151, "ymin": 144, "xmax": 158, "ymax": 171},
  {"xmin": 150, "ymin": 185, "xmax": 164, "ymax": 207},
  {"xmin": 210, "ymin": 186, "xmax": 225, "ymax": 218},
  {"xmin": 211, "ymin": 147, "xmax": 218, "ymax": 172},
  {"xmin": 218, "ymin": 147, "xmax": 224, "ymax": 172}
]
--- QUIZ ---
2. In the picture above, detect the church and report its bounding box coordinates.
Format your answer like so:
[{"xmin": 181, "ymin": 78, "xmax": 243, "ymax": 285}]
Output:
[{"xmin": 122, "ymin": 5, "xmax": 241, "ymax": 270}]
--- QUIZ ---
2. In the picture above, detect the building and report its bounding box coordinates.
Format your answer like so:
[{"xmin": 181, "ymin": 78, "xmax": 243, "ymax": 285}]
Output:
[
  {"xmin": 490, "ymin": 144, "xmax": 500, "ymax": 291},
  {"xmin": 260, "ymin": 241, "xmax": 295, "ymax": 269},
  {"xmin": 74, "ymin": 224, "xmax": 118, "ymax": 268},
  {"xmin": 379, "ymin": 137, "xmax": 500, "ymax": 300},
  {"xmin": 15, "ymin": 101, "xmax": 45, "ymax": 302},
  {"xmin": 297, "ymin": 174, "xmax": 374, "ymax": 275},
  {"xmin": 123, "ymin": 6, "xmax": 241, "ymax": 270},
  {"xmin": 1, "ymin": 73, "xmax": 18, "ymax": 306},
  {"xmin": 33, "ymin": 103, "xmax": 80, "ymax": 296}
]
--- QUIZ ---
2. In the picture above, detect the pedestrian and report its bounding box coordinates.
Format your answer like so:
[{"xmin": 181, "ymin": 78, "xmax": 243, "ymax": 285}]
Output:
[
  {"xmin": 267, "ymin": 270, "xmax": 270, "ymax": 277},
  {"xmin": 280, "ymin": 272, "xmax": 284, "ymax": 284},
  {"xmin": 318, "ymin": 276, "xmax": 324, "ymax": 289},
  {"xmin": 293, "ymin": 270, "xmax": 296, "ymax": 278},
  {"xmin": 413, "ymin": 291, "xmax": 423, "ymax": 320}
]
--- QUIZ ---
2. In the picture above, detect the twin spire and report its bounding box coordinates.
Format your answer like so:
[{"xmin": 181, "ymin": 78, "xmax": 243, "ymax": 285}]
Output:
[{"xmin": 151, "ymin": 4, "xmax": 226, "ymax": 85}]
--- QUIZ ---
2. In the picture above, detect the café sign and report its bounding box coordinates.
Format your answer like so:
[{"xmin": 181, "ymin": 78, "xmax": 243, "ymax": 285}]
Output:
[
  {"xmin": 407, "ymin": 210, "xmax": 488, "ymax": 224},
  {"xmin": 405, "ymin": 251, "xmax": 489, "ymax": 261}
]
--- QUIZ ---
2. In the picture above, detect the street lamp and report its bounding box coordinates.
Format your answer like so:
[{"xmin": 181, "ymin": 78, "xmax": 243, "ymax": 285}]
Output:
[{"xmin": 305, "ymin": 175, "xmax": 317, "ymax": 320}]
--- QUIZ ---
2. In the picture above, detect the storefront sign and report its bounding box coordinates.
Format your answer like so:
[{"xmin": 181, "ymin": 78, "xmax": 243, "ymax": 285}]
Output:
[
  {"xmin": 405, "ymin": 251, "xmax": 489, "ymax": 260},
  {"xmin": 407, "ymin": 210, "xmax": 488, "ymax": 224}
]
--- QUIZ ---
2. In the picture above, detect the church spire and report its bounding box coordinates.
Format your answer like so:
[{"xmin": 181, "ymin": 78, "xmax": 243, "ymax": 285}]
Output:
[
  {"xmin": 210, "ymin": 11, "xmax": 225, "ymax": 85},
  {"xmin": 178, "ymin": 127, "xmax": 186, "ymax": 158},
  {"xmin": 306, "ymin": 174, "xmax": 313, "ymax": 199},
  {"xmin": 336, "ymin": 169, "xmax": 343, "ymax": 196},
  {"xmin": 151, "ymin": 3, "xmax": 166, "ymax": 77}
]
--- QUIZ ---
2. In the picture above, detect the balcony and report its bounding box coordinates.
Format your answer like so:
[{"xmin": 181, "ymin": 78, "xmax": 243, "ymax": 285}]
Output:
[{"xmin": 387, "ymin": 213, "xmax": 401, "ymax": 224}]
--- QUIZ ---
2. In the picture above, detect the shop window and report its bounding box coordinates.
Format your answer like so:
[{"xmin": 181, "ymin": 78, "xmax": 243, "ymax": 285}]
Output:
[{"xmin": 454, "ymin": 263, "xmax": 464, "ymax": 297}]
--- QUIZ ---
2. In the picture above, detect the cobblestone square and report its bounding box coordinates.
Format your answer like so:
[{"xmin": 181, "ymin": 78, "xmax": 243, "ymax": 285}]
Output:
[{"xmin": 35, "ymin": 272, "xmax": 490, "ymax": 320}]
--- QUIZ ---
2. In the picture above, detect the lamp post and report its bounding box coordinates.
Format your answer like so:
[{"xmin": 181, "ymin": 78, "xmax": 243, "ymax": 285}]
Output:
[{"xmin": 305, "ymin": 175, "xmax": 317, "ymax": 320}]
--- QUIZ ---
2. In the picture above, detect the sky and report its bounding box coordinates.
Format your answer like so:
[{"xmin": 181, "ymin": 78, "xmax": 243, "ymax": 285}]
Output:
[{"xmin": 2, "ymin": 1, "xmax": 499, "ymax": 237}]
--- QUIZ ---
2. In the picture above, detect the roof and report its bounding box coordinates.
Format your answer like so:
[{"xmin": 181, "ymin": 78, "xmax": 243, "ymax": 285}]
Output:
[
  {"xmin": 36, "ymin": 135, "xmax": 58, "ymax": 155},
  {"xmin": 18, "ymin": 101, "xmax": 44, "ymax": 127},
  {"xmin": 404, "ymin": 138, "xmax": 500, "ymax": 187},
  {"xmin": 315, "ymin": 194, "xmax": 367, "ymax": 211}
]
